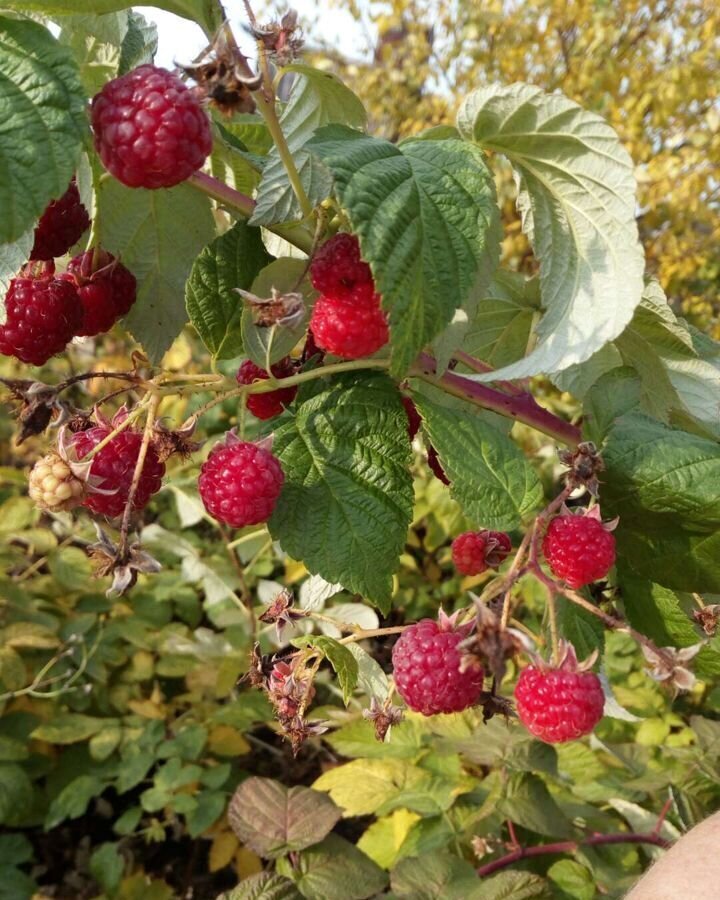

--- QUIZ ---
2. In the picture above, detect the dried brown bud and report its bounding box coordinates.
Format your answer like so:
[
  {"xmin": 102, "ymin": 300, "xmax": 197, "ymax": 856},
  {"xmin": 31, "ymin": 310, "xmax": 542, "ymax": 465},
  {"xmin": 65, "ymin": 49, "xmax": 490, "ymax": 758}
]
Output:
[
  {"xmin": 249, "ymin": 10, "xmax": 304, "ymax": 65},
  {"xmin": 152, "ymin": 417, "xmax": 202, "ymax": 462},
  {"xmin": 87, "ymin": 524, "xmax": 161, "ymax": 597},
  {"xmin": 182, "ymin": 32, "xmax": 260, "ymax": 115},
  {"xmin": 692, "ymin": 605, "xmax": 720, "ymax": 637},
  {"xmin": 363, "ymin": 696, "xmax": 404, "ymax": 742},
  {"xmin": 258, "ymin": 588, "xmax": 307, "ymax": 640},
  {"xmin": 236, "ymin": 287, "xmax": 305, "ymax": 329},
  {"xmin": 459, "ymin": 600, "xmax": 529, "ymax": 683},
  {"xmin": 559, "ymin": 441, "xmax": 605, "ymax": 497}
]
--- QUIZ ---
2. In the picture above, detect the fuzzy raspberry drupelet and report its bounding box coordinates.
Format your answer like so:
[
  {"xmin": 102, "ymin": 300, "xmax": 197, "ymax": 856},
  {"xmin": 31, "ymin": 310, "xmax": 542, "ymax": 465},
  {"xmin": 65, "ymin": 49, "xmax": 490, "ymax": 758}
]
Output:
[
  {"xmin": 309, "ymin": 233, "xmax": 373, "ymax": 298},
  {"xmin": 60, "ymin": 249, "xmax": 137, "ymax": 337},
  {"xmin": 514, "ymin": 663, "xmax": 605, "ymax": 743},
  {"xmin": 91, "ymin": 65, "xmax": 212, "ymax": 189},
  {"xmin": 198, "ymin": 439, "xmax": 284, "ymax": 528},
  {"xmin": 543, "ymin": 512, "xmax": 616, "ymax": 588},
  {"xmin": 392, "ymin": 615, "xmax": 484, "ymax": 716},
  {"xmin": 310, "ymin": 286, "xmax": 389, "ymax": 360},
  {"xmin": 0, "ymin": 266, "xmax": 82, "ymax": 366},
  {"xmin": 452, "ymin": 530, "xmax": 512, "ymax": 576},
  {"xmin": 71, "ymin": 425, "xmax": 165, "ymax": 518},
  {"xmin": 236, "ymin": 358, "xmax": 297, "ymax": 420},
  {"xmin": 30, "ymin": 179, "xmax": 90, "ymax": 261}
]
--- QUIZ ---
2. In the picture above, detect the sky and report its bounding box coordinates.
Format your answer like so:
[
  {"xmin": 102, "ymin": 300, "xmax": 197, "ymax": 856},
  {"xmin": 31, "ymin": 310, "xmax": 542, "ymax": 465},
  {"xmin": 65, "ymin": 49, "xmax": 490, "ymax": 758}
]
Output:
[{"xmin": 134, "ymin": 2, "xmax": 370, "ymax": 69}]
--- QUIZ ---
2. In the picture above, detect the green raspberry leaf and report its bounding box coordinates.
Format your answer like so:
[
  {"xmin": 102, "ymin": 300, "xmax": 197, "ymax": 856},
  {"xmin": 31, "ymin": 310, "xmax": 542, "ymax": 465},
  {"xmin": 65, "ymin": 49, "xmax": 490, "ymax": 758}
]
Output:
[
  {"xmin": 0, "ymin": 15, "xmax": 87, "ymax": 243},
  {"xmin": 604, "ymin": 413, "xmax": 720, "ymax": 531},
  {"xmin": 309, "ymin": 127, "xmax": 500, "ymax": 376},
  {"xmin": 458, "ymin": 82, "xmax": 644, "ymax": 381},
  {"xmin": 412, "ymin": 392, "xmax": 543, "ymax": 529},
  {"xmin": 186, "ymin": 220, "xmax": 273, "ymax": 360},
  {"xmin": 291, "ymin": 635, "xmax": 359, "ymax": 704},
  {"xmin": 251, "ymin": 65, "xmax": 367, "ymax": 226},
  {"xmin": 96, "ymin": 179, "xmax": 216, "ymax": 363},
  {"xmin": 269, "ymin": 372, "xmax": 413, "ymax": 612}
]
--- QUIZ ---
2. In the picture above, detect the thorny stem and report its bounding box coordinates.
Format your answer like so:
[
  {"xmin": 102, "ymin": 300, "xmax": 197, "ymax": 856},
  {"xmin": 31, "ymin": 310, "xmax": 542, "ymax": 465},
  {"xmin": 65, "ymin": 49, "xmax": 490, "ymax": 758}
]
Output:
[
  {"xmin": 81, "ymin": 402, "xmax": 146, "ymax": 461},
  {"xmin": 453, "ymin": 350, "xmax": 526, "ymax": 397},
  {"xmin": 413, "ymin": 353, "xmax": 581, "ymax": 447},
  {"xmin": 476, "ymin": 830, "xmax": 671, "ymax": 878},
  {"xmin": 118, "ymin": 394, "xmax": 160, "ymax": 555}
]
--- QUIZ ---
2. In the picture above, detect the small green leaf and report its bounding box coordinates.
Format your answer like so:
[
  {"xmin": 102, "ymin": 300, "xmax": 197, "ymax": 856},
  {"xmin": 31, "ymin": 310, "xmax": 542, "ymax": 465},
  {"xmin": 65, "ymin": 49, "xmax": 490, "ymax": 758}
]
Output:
[
  {"xmin": 345, "ymin": 642, "xmax": 390, "ymax": 700},
  {"xmin": 97, "ymin": 179, "xmax": 216, "ymax": 363},
  {"xmin": 186, "ymin": 789, "xmax": 225, "ymax": 837},
  {"xmin": 276, "ymin": 834, "xmax": 387, "ymax": 900},
  {"xmin": 498, "ymin": 773, "xmax": 575, "ymax": 838},
  {"xmin": 309, "ymin": 127, "xmax": 500, "ymax": 375},
  {"xmin": 90, "ymin": 842, "xmax": 125, "ymax": 895},
  {"xmin": 556, "ymin": 595, "xmax": 605, "ymax": 659},
  {"xmin": 186, "ymin": 220, "xmax": 272, "ymax": 360},
  {"xmin": 413, "ymin": 392, "xmax": 543, "ymax": 529},
  {"xmin": 32, "ymin": 714, "xmax": 107, "ymax": 743},
  {"xmin": 45, "ymin": 774, "xmax": 105, "ymax": 829},
  {"xmin": 118, "ymin": 10, "xmax": 157, "ymax": 74},
  {"xmin": 0, "ymin": 16, "xmax": 86, "ymax": 243},
  {"xmin": 548, "ymin": 860, "xmax": 595, "ymax": 900},
  {"xmin": 458, "ymin": 82, "xmax": 644, "ymax": 380},
  {"xmin": 89, "ymin": 724, "xmax": 122, "ymax": 761},
  {"xmin": 269, "ymin": 372, "xmax": 414, "ymax": 611},
  {"xmin": 228, "ymin": 777, "xmax": 341, "ymax": 859},
  {"xmin": 0, "ymin": 765, "xmax": 33, "ymax": 827},
  {"xmin": 0, "ymin": 648, "xmax": 26, "ymax": 692},
  {"xmin": 291, "ymin": 635, "xmax": 358, "ymax": 703},
  {"xmin": 251, "ymin": 65, "xmax": 367, "ymax": 226}
]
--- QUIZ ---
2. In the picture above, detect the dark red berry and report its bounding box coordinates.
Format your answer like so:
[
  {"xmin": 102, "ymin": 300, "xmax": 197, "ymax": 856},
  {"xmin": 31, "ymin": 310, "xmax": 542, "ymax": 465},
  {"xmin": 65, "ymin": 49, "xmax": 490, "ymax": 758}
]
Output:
[
  {"xmin": 198, "ymin": 438, "xmax": 284, "ymax": 528},
  {"xmin": 30, "ymin": 179, "xmax": 90, "ymax": 261},
  {"xmin": 452, "ymin": 530, "xmax": 512, "ymax": 576},
  {"xmin": 71, "ymin": 423, "xmax": 165, "ymax": 518},
  {"xmin": 0, "ymin": 264, "xmax": 82, "ymax": 365},
  {"xmin": 91, "ymin": 64, "xmax": 212, "ymax": 189},
  {"xmin": 309, "ymin": 233, "xmax": 373, "ymax": 299},
  {"xmin": 310, "ymin": 286, "xmax": 388, "ymax": 360},
  {"xmin": 515, "ymin": 660, "xmax": 605, "ymax": 743},
  {"xmin": 392, "ymin": 614, "xmax": 483, "ymax": 716},
  {"xmin": 427, "ymin": 445, "xmax": 449, "ymax": 485},
  {"xmin": 236, "ymin": 358, "xmax": 297, "ymax": 420},
  {"xmin": 402, "ymin": 397, "xmax": 421, "ymax": 440},
  {"xmin": 60, "ymin": 249, "xmax": 137, "ymax": 337},
  {"xmin": 543, "ymin": 511, "xmax": 616, "ymax": 588}
]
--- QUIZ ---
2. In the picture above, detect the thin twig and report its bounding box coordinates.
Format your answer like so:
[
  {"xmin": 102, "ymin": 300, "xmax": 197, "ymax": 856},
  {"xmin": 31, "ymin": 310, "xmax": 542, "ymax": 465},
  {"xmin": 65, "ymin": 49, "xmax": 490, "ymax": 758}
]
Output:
[{"xmin": 118, "ymin": 394, "xmax": 160, "ymax": 555}]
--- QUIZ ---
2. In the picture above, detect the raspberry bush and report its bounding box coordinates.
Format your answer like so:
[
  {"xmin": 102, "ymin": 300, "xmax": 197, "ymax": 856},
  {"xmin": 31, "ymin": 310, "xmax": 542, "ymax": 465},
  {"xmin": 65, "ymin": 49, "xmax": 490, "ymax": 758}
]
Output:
[{"xmin": 0, "ymin": 2, "xmax": 718, "ymax": 897}]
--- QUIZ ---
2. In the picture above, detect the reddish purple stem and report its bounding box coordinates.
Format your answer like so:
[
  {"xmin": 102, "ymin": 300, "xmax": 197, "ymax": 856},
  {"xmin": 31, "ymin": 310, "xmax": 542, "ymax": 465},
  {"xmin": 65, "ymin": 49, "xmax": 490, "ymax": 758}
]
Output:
[
  {"xmin": 476, "ymin": 831, "xmax": 671, "ymax": 878},
  {"xmin": 415, "ymin": 353, "xmax": 581, "ymax": 447}
]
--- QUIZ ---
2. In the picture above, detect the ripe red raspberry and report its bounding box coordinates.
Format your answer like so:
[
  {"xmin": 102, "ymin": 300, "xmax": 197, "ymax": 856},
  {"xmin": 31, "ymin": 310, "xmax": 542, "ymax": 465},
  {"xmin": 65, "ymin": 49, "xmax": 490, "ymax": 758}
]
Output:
[
  {"xmin": 427, "ymin": 445, "xmax": 449, "ymax": 485},
  {"xmin": 392, "ymin": 612, "xmax": 484, "ymax": 716},
  {"xmin": 71, "ymin": 420, "xmax": 165, "ymax": 518},
  {"xmin": 30, "ymin": 179, "xmax": 90, "ymax": 261},
  {"xmin": 236, "ymin": 358, "xmax": 297, "ymax": 420},
  {"xmin": 60, "ymin": 249, "xmax": 137, "ymax": 337},
  {"xmin": 91, "ymin": 65, "xmax": 212, "ymax": 189},
  {"xmin": 310, "ymin": 286, "xmax": 389, "ymax": 360},
  {"xmin": 198, "ymin": 437, "xmax": 284, "ymax": 528},
  {"xmin": 0, "ymin": 264, "xmax": 82, "ymax": 365},
  {"xmin": 452, "ymin": 530, "xmax": 512, "ymax": 576},
  {"xmin": 543, "ymin": 509, "xmax": 616, "ymax": 588},
  {"xmin": 514, "ymin": 645, "xmax": 605, "ymax": 743},
  {"xmin": 309, "ymin": 233, "xmax": 373, "ymax": 299},
  {"xmin": 402, "ymin": 397, "xmax": 421, "ymax": 440}
]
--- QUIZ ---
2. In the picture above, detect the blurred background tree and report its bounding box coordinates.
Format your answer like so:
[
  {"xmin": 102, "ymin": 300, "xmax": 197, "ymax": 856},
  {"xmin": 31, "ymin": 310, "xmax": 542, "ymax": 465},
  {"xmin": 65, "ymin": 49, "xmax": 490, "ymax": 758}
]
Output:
[{"xmin": 304, "ymin": 0, "xmax": 720, "ymax": 334}]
